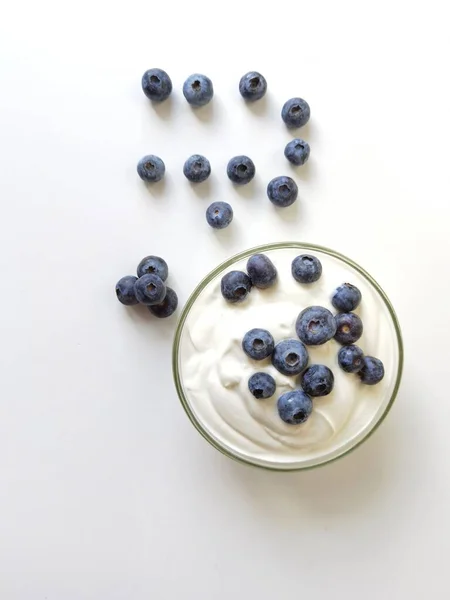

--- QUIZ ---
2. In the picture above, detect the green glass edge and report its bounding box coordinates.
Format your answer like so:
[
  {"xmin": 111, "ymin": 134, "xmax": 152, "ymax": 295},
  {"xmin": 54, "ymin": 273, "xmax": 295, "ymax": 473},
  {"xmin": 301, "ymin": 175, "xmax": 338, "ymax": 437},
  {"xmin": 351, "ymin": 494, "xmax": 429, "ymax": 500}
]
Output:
[{"xmin": 172, "ymin": 241, "xmax": 404, "ymax": 472}]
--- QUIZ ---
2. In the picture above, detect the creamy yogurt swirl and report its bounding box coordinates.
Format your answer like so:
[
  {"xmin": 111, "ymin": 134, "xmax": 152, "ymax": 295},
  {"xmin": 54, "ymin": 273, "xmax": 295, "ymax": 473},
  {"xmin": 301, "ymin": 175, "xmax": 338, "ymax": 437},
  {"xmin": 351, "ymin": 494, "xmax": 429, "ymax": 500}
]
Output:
[{"xmin": 178, "ymin": 248, "xmax": 400, "ymax": 469}]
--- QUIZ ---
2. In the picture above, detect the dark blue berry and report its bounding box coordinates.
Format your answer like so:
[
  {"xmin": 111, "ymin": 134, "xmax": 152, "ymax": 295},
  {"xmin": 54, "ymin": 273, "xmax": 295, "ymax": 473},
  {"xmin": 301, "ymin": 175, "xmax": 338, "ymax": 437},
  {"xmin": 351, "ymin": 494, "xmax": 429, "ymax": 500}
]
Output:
[
  {"xmin": 137, "ymin": 155, "xmax": 165, "ymax": 183},
  {"xmin": 221, "ymin": 271, "xmax": 252, "ymax": 303},
  {"xmin": 334, "ymin": 313, "xmax": 363, "ymax": 345},
  {"xmin": 183, "ymin": 154, "xmax": 211, "ymax": 183},
  {"xmin": 248, "ymin": 372, "xmax": 276, "ymax": 399},
  {"xmin": 239, "ymin": 71, "xmax": 267, "ymax": 101},
  {"xmin": 338, "ymin": 345, "xmax": 365, "ymax": 373},
  {"xmin": 291, "ymin": 254, "xmax": 322, "ymax": 284},
  {"xmin": 284, "ymin": 138, "xmax": 310, "ymax": 166},
  {"xmin": 296, "ymin": 306, "xmax": 337, "ymax": 346},
  {"xmin": 206, "ymin": 202, "xmax": 233, "ymax": 229},
  {"xmin": 227, "ymin": 155, "xmax": 256, "ymax": 185},
  {"xmin": 242, "ymin": 328, "xmax": 275, "ymax": 361},
  {"xmin": 272, "ymin": 339, "xmax": 309, "ymax": 376},
  {"xmin": 134, "ymin": 274, "xmax": 166, "ymax": 305},
  {"xmin": 116, "ymin": 276, "xmax": 139, "ymax": 306},
  {"xmin": 183, "ymin": 74, "xmax": 214, "ymax": 106},
  {"xmin": 277, "ymin": 390, "xmax": 313, "ymax": 425},
  {"xmin": 137, "ymin": 255, "xmax": 168, "ymax": 280},
  {"xmin": 281, "ymin": 97, "xmax": 311, "ymax": 128},
  {"xmin": 246, "ymin": 254, "xmax": 277, "ymax": 289},
  {"xmin": 148, "ymin": 287, "xmax": 178, "ymax": 318},
  {"xmin": 301, "ymin": 364, "xmax": 334, "ymax": 397},
  {"xmin": 141, "ymin": 68, "xmax": 172, "ymax": 102},
  {"xmin": 267, "ymin": 176, "xmax": 298, "ymax": 207},
  {"xmin": 359, "ymin": 356, "xmax": 385, "ymax": 385},
  {"xmin": 332, "ymin": 283, "xmax": 362, "ymax": 312}
]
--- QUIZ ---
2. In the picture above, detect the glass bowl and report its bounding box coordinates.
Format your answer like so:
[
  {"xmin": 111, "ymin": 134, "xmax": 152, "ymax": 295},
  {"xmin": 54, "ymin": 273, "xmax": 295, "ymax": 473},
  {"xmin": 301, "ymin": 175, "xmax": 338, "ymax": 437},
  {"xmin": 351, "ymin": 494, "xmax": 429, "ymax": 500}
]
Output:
[{"xmin": 173, "ymin": 242, "xmax": 403, "ymax": 471}]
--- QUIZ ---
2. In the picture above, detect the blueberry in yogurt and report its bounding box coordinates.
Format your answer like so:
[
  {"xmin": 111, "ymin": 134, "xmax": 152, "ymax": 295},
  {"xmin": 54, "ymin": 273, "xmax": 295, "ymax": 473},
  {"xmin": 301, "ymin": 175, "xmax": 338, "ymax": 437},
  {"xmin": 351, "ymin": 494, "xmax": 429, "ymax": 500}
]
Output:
[
  {"xmin": 291, "ymin": 254, "xmax": 322, "ymax": 284},
  {"xmin": 242, "ymin": 328, "xmax": 275, "ymax": 361},
  {"xmin": 332, "ymin": 283, "xmax": 362, "ymax": 312},
  {"xmin": 277, "ymin": 390, "xmax": 313, "ymax": 425},
  {"xmin": 334, "ymin": 313, "xmax": 363, "ymax": 345},
  {"xmin": 301, "ymin": 364, "xmax": 334, "ymax": 397},
  {"xmin": 221, "ymin": 271, "xmax": 252, "ymax": 303},
  {"xmin": 248, "ymin": 372, "xmax": 276, "ymax": 399},
  {"xmin": 272, "ymin": 339, "xmax": 309, "ymax": 376},
  {"xmin": 359, "ymin": 356, "xmax": 385, "ymax": 385},
  {"xmin": 338, "ymin": 345, "xmax": 365, "ymax": 373},
  {"xmin": 246, "ymin": 254, "xmax": 277, "ymax": 289},
  {"xmin": 296, "ymin": 306, "xmax": 336, "ymax": 346}
]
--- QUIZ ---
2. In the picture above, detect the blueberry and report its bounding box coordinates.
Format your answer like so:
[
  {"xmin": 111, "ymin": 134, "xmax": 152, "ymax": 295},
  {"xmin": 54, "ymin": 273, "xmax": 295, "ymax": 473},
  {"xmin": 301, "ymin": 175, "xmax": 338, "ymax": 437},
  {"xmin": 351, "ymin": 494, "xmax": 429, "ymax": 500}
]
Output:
[
  {"xmin": 183, "ymin": 154, "xmax": 211, "ymax": 183},
  {"xmin": 115, "ymin": 276, "xmax": 139, "ymax": 306},
  {"xmin": 246, "ymin": 254, "xmax": 277, "ymax": 289},
  {"xmin": 248, "ymin": 372, "xmax": 276, "ymax": 399},
  {"xmin": 137, "ymin": 255, "xmax": 168, "ymax": 280},
  {"xmin": 242, "ymin": 328, "xmax": 275, "ymax": 361},
  {"xmin": 148, "ymin": 287, "xmax": 178, "ymax": 318},
  {"xmin": 301, "ymin": 364, "xmax": 334, "ymax": 397},
  {"xmin": 183, "ymin": 74, "xmax": 214, "ymax": 106},
  {"xmin": 137, "ymin": 155, "xmax": 165, "ymax": 183},
  {"xmin": 338, "ymin": 345, "xmax": 365, "ymax": 373},
  {"xmin": 359, "ymin": 356, "xmax": 385, "ymax": 385},
  {"xmin": 134, "ymin": 274, "xmax": 166, "ymax": 305},
  {"xmin": 272, "ymin": 339, "xmax": 309, "ymax": 376},
  {"xmin": 277, "ymin": 390, "xmax": 313, "ymax": 425},
  {"xmin": 281, "ymin": 97, "xmax": 311, "ymax": 128},
  {"xmin": 296, "ymin": 306, "xmax": 337, "ymax": 346},
  {"xmin": 284, "ymin": 138, "xmax": 310, "ymax": 166},
  {"xmin": 221, "ymin": 270, "xmax": 252, "ymax": 303},
  {"xmin": 227, "ymin": 155, "xmax": 256, "ymax": 185},
  {"xmin": 267, "ymin": 176, "xmax": 298, "ymax": 207},
  {"xmin": 291, "ymin": 254, "xmax": 322, "ymax": 284},
  {"xmin": 141, "ymin": 68, "xmax": 172, "ymax": 102},
  {"xmin": 206, "ymin": 202, "xmax": 233, "ymax": 229},
  {"xmin": 332, "ymin": 283, "xmax": 362, "ymax": 312},
  {"xmin": 239, "ymin": 71, "xmax": 267, "ymax": 101},
  {"xmin": 334, "ymin": 313, "xmax": 363, "ymax": 345}
]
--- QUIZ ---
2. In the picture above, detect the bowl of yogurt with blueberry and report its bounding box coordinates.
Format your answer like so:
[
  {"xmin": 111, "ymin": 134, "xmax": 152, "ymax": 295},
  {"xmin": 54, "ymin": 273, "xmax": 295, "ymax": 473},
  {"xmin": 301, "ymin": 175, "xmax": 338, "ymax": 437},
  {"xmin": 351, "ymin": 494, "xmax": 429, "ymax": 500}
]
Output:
[{"xmin": 173, "ymin": 242, "xmax": 403, "ymax": 470}]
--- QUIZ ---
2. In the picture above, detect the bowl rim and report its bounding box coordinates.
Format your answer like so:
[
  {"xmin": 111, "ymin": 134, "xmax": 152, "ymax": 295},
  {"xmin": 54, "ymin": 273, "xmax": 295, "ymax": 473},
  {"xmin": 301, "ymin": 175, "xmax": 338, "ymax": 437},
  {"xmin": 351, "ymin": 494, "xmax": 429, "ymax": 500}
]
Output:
[{"xmin": 172, "ymin": 241, "xmax": 404, "ymax": 471}]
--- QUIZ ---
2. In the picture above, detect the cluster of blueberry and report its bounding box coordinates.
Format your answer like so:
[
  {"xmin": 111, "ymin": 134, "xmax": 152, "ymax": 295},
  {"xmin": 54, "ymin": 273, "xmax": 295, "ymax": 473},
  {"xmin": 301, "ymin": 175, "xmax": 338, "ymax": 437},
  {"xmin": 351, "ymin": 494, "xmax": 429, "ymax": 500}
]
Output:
[
  {"xmin": 137, "ymin": 68, "xmax": 311, "ymax": 228},
  {"xmin": 115, "ymin": 255, "xmax": 178, "ymax": 318},
  {"xmin": 221, "ymin": 253, "xmax": 385, "ymax": 425}
]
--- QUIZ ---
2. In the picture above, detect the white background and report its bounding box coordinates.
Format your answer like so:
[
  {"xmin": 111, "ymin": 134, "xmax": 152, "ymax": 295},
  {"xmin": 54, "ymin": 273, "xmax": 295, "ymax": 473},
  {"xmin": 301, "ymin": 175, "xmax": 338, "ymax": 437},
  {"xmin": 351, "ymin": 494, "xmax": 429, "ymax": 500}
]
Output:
[{"xmin": 0, "ymin": 1, "xmax": 449, "ymax": 598}]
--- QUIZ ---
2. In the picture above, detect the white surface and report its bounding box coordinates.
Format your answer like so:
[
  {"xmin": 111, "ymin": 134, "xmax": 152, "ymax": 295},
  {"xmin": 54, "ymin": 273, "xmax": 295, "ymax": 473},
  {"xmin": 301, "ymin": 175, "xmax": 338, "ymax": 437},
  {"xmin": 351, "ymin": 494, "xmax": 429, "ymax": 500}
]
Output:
[
  {"xmin": 179, "ymin": 246, "xmax": 400, "ymax": 468},
  {"xmin": 0, "ymin": 1, "xmax": 448, "ymax": 598}
]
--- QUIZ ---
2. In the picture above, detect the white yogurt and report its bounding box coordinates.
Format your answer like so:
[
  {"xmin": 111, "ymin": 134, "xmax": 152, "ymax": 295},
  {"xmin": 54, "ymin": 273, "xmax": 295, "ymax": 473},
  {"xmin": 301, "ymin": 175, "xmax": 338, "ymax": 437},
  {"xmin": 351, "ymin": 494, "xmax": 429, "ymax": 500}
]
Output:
[{"xmin": 178, "ymin": 247, "xmax": 400, "ymax": 469}]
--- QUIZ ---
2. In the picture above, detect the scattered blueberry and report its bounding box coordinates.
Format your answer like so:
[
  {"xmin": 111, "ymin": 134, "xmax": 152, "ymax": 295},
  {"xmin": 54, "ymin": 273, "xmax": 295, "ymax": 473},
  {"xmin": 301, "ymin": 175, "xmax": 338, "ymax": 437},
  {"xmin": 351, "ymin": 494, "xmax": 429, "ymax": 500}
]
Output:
[
  {"xmin": 301, "ymin": 364, "xmax": 334, "ymax": 397},
  {"xmin": 272, "ymin": 339, "xmax": 309, "ymax": 376},
  {"xmin": 334, "ymin": 313, "xmax": 363, "ymax": 345},
  {"xmin": 247, "ymin": 254, "xmax": 277, "ymax": 289},
  {"xmin": 291, "ymin": 254, "xmax": 322, "ymax": 284},
  {"xmin": 206, "ymin": 202, "xmax": 233, "ymax": 229},
  {"xmin": 248, "ymin": 372, "xmax": 276, "ymax": 399},
  {"xmin": 137, "ymin": 255, "xmax": 169, "ymax": 280},
  {"xmin": 284, "ymin": 138, "xmax": 310, "ymax": 166},
  {"xmin": 227, "ymin": 155, "xmax": 256, "ymax": 185},
  {"xmin": 134, "ymin": 274, "xmax": 166, "ymax": 305},
  {"xmin": 338, "ymin": 345, "xmax": 365, "ymax": 373},
  {"xmin": 137, "ymin": 155, "xmax": 165, "ymax": 183},
  {"xmin": 359, "ymin": 356, "xmax": 385, "ymax": 385},
  {"xmin": 281, "ymin": 97, "xmax": 311, "ymax": 128},
  {"xmin": 242, "ymin": 328, "xmax": 275, "ymax": 361},
  {"xmin": 267, "ymin": 176, "xmax": 298, "ymax": 207},
  {"xmin": 239, "ymin": 71, "xmax": 267, "ymax": 101},
  {"xmin": 277, "ymin": 390, "xmax": 313, "ymax": 425},
  {"xmin": 221, "ymin": 270, "xmax": 252, "ymax": 303},
  {"xmin": 183, "ymin": 154, "xmax": 211, "ymax": 183},
  {"xmin": 115, "ymin": 276, "xmax": 139, "ymax": 306},
  {"xmin": 141, "ymin": 68, "xmax": 172, "ymax": 102},
  {"xmin": 332, "ymin": 283, "xmax": 362, "ymax": 312},
  {"xmin": 296, "ymin": 306, "xmax": 337, "ymax": 346},
  {"xmin": 148, "ymin": 287, "xmax": 178, "ymax": 318},
  {"xmin": 183, "ymin": 74, "xmax": 214, "ymax": 106}
]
